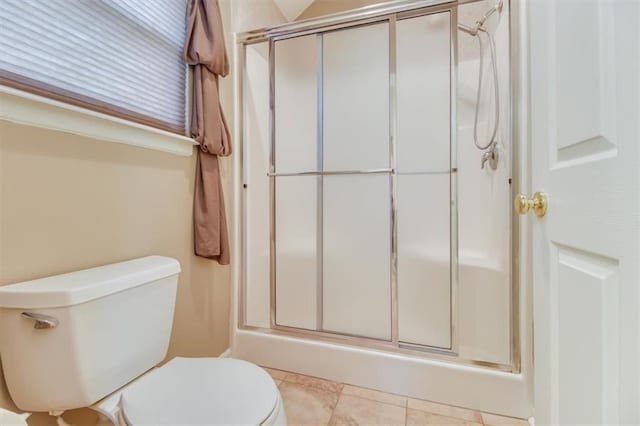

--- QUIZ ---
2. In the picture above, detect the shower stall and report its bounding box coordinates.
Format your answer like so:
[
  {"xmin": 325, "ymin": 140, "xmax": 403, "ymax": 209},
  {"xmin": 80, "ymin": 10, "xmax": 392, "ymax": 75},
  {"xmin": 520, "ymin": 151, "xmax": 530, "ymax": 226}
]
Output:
[{"xmin": 232, "ymin": 0, "xmax": 529, "ymax": 417}]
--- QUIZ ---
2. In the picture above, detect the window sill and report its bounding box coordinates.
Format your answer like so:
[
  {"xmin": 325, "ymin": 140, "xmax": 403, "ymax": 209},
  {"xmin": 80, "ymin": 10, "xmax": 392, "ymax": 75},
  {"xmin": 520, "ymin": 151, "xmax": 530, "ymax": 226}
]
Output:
[{"xmin": 0, "ymin": 86, "xmax": 197, "ymax": 156}]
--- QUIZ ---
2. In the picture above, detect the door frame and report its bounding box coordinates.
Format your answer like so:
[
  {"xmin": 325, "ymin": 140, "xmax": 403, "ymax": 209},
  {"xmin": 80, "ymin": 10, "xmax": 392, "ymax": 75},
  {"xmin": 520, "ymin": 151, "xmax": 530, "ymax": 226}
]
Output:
[{"xmin": 510, "ymin": 0, "xmax": 534, "ymax": 408}]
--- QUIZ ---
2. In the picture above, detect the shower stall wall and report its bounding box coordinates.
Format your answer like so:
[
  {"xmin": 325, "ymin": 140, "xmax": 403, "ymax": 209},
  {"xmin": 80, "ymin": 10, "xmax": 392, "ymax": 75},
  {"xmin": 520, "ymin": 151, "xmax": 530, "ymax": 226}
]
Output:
[{"xmin": 233, "ymin": 1, "xmax": 524, "ymax": 413}]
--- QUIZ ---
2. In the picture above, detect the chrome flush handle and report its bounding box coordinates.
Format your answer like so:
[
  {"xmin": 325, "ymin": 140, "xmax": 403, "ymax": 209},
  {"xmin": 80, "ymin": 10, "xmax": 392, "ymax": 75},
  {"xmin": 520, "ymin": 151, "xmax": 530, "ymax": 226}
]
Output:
[{"xmin": 21, "ymin": 312, "xmax": 59, "ymax": 329}]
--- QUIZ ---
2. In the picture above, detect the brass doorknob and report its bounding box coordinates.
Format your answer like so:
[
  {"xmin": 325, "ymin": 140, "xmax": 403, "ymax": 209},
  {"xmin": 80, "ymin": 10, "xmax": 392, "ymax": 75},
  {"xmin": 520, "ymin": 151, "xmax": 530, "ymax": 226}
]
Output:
[{"xmin": 514, "ymin": 192, "xmax": 548, "ymax": 217}]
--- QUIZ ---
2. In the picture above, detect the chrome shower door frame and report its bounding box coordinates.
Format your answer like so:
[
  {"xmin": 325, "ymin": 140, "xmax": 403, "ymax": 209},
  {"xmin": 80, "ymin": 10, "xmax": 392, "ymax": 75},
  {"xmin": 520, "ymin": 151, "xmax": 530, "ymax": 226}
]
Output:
[{"xmin": 234, "ymin": 0, "xmax": 519, "ymax": 373}]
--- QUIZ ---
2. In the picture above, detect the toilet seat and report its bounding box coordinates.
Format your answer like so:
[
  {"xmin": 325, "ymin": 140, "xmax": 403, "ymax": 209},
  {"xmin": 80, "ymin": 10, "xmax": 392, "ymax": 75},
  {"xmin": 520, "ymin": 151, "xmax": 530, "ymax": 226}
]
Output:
[{"xmin": 119, "ymin": 357, "xmax": 281, "ymax": 425}]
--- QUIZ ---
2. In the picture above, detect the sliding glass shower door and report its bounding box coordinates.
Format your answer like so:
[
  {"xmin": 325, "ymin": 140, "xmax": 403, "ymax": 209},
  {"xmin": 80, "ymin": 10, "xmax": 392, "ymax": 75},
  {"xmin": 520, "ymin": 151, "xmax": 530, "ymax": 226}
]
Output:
[
  {"xmin": 321, "ymin": 23, "xmax": 392, "ymax": 340},
  {"xmin": 273, "ymin": 34, "xmax": 319, "ymax": 331},
  {"xmin": 273, "ymin": 22, "xmax": 392, "ymax": 340},
  {"xmin": 244, "ymin": 8, "xmax": 456, "ymax": 350},
  {"xmin": 396, "ymin": 12, "xmax": 453, "ymax": 349}
]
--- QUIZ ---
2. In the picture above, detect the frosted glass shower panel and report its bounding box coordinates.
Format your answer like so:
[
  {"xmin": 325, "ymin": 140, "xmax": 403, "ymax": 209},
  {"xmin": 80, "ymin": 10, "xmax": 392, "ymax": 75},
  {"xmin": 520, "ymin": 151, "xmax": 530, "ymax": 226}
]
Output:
[
  {"xmin": 274, "ymin": 35, "xmax": 317, "ymax": 172},
  {"xmin": 396, "ymin": 11, "xmax": 453, "ymax": 349},
  {"xmin": 275, "ymin": 176, "xmax": 319, "ymax": 330},
  {"xmin": 244, "ymin": 42, "xmax": 271, "ymax": 328},
  {"xmin": 323, "ymin": 23, "xmax": 390, "ymax": 171},
  {"xmin": 397, "ymin": 174, "xmax": 451, "ymax": 348},
  {"xmin": 397, "ymin": 12, "xmax": 451, "ymax": 173},
  {"xmin": 322, "ymin": 175, "xmax": 391, "ymax": 340}
]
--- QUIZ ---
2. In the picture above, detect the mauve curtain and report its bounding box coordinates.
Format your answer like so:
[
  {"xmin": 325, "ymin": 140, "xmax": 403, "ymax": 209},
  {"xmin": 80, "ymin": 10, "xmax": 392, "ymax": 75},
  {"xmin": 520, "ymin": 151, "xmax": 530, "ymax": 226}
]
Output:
[{"xmin": 183, "ymin": 0, "xmax": 232, "ymax": 264}]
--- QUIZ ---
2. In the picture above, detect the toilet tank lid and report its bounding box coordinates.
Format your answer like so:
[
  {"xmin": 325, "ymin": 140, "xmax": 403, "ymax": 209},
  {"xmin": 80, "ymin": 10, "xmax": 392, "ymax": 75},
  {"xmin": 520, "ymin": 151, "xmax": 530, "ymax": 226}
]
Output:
[{"xmin": 0, "ymin": 256, "xmax": 180, "ymax": 309}]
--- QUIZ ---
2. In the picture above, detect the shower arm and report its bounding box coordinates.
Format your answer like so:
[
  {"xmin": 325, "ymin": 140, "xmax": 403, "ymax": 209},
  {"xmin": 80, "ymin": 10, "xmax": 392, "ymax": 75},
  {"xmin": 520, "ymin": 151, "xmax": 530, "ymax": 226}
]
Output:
[{"xmin": 457, "ymin": 0, "xmax": 503, "ymax": 36}]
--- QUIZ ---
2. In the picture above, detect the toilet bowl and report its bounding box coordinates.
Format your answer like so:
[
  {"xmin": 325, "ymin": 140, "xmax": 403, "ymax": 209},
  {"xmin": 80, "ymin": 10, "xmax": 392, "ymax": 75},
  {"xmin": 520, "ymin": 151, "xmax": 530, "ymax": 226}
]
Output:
[
  {"xmin": 93, "ymin": 357, "xmax": 286, "ymax": 425},
  {"xmin": 0, "ymin": 256, "xmax": 286, "ymax": 425}
]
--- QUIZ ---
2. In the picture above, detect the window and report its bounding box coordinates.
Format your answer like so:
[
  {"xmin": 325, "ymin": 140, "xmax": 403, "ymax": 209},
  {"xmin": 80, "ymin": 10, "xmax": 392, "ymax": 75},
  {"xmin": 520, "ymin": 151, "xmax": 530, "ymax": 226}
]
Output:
[{"xmin": 0, "ymin": 0, "xmax": 187, "ymax": 134}]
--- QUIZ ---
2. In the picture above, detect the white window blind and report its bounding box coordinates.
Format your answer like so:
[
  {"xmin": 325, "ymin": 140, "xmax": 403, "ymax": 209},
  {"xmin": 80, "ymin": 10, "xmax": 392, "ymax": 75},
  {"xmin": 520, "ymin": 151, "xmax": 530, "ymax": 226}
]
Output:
[{"xmin": 0, "ymin": 0, "xmax": 187, "ymax": 133}]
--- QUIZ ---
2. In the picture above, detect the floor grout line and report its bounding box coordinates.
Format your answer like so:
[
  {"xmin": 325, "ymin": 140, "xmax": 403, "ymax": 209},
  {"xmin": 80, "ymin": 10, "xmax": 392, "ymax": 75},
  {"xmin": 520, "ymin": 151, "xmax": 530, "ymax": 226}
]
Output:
[
  {"xmin": 338, "ymin": 394, "xmax": 408, "ymax": 409},
  {"xmin": 405, "ymin": 395, "xmax": 409, "ymax": 426}
]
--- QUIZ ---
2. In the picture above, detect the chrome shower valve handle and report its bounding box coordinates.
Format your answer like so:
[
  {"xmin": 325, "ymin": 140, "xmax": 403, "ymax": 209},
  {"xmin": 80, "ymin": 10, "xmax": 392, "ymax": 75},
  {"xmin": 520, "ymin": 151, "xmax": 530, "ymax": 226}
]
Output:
[{"xmin": 481, "ymin": 145, "xmax": 499, "ymax": 170}]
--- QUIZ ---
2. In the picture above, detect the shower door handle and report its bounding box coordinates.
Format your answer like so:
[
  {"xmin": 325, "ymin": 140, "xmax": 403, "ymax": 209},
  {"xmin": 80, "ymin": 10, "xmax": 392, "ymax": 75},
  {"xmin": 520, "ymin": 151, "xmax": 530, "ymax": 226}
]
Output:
[{"xmin": 514, "ymin": 192, "xmax": 548, "ymax": 218}]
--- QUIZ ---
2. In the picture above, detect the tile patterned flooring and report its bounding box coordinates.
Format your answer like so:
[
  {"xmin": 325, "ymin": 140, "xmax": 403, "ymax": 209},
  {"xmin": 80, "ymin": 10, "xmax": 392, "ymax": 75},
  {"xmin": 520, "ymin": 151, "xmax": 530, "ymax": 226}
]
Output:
[{"xmin": 262, "ymin": 367, "xmax": 529, "ymax": 426}]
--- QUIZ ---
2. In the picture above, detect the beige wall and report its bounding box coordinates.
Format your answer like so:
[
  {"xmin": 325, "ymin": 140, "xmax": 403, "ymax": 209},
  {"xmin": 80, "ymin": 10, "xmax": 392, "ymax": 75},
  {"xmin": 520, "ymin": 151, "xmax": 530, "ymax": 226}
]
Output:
[
  {"xmin": 231, "ymin": 0, "xmax": 287, "ymax": 33},
  {"xmin": 0, "ymin": 2, "xmax": 235, "ymax": 424},
  {"xmin": 0, "ymin": 123, "xmax": 232, "ymax": 424}
]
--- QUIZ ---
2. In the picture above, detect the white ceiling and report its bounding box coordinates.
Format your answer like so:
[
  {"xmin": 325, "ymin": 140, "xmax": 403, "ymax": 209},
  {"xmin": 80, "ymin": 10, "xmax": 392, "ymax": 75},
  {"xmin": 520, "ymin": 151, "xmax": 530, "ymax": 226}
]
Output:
[{"xmin": 272, "ymin": 0, "xmax": 315, "ymax": 21}]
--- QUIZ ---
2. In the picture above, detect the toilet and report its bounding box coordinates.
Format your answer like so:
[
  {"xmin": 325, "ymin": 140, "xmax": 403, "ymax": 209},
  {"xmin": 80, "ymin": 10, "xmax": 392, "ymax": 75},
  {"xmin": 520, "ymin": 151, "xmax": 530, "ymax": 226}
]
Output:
[{"xmin": 0, "ymin": 256, "xmax": 286, "ymax": 425}]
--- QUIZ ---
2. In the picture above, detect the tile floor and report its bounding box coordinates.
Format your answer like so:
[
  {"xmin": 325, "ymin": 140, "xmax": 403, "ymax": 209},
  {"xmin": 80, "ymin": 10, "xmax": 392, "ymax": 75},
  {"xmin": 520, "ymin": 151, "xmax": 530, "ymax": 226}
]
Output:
[{"xmin": 262, "ymin": 367, "xmax": 529, "ymax": 426}]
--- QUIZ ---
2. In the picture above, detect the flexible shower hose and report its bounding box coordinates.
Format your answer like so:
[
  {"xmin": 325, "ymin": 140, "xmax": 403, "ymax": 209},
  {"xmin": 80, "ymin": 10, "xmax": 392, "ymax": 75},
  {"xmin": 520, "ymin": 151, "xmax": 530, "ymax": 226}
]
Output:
[{"xmin": 472, "ymin": 27, "xmax": 500, "ymax": 151}]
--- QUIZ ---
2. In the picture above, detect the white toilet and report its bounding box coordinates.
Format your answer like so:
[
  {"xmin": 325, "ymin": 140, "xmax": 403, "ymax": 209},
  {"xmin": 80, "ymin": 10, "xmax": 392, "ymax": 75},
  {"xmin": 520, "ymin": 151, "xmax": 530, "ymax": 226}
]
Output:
[{"xmin": 0, "ymin": 256, "xmax": 286, "ymax": 425}]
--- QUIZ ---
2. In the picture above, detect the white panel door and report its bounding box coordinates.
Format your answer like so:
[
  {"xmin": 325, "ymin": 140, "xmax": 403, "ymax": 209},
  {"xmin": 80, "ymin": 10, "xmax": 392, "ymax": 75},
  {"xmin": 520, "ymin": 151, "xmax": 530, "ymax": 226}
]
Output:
[{"xmin": 528, "ymin": 0, "xmax": 639, "ymax": 424}]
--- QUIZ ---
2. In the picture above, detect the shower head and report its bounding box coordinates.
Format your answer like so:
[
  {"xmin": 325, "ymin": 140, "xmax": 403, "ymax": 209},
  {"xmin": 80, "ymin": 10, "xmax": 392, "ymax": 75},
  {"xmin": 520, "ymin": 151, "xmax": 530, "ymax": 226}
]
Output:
[{"xmin": 476, "ymin": 0, "xmax": 503, "ymax": 27}]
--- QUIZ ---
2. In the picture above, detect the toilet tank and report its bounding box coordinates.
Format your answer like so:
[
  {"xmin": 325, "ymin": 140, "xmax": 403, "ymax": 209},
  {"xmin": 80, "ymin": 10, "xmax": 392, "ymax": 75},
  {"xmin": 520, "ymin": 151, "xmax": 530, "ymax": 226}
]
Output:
[{"xmin": 0, "ymin": 256, "xmax": 180, "ymax": 412}]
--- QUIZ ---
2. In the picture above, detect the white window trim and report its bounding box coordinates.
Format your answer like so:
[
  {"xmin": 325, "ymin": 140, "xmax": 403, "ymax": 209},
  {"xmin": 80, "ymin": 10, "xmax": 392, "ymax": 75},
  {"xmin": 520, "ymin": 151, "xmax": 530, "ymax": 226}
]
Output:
[{"xmin": 0, "ymin": 85, "xmax": 197, "ymax": 156}]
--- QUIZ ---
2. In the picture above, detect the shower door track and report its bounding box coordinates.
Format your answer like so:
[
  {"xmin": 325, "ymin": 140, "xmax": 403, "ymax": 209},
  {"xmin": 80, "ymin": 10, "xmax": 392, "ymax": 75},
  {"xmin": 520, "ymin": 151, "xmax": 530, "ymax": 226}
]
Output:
[
  {"xmin": 240, "ymin": 322, "xmax": 513, "ymax": 372},
  {"xmin": 235, "ymin": 0, "xmax": 520, "ymax": 373},
  {"xmin": 238, "ymin": 0, "xmax": 468, "ymax": 45}
]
